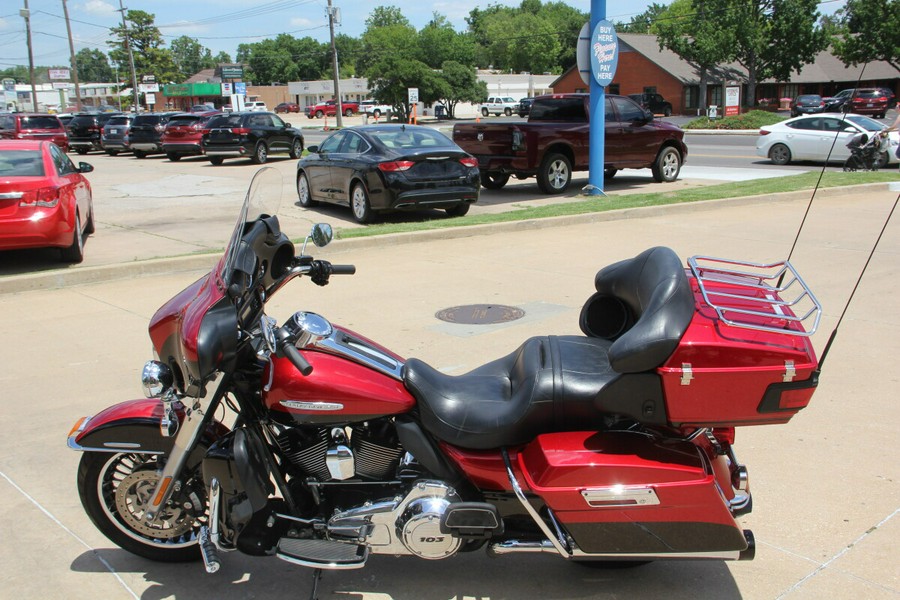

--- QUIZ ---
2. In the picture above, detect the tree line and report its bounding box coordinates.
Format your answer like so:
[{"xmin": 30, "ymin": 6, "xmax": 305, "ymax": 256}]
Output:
[{"xmin": 1, "ymin": 0, "xmax": 895, "ymax": 116}]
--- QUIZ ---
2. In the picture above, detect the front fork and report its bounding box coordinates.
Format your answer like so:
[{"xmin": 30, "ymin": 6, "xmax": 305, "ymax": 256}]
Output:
[{"xmin": 144, "ymin": 375, "xmax": 225, "ymax": 524}]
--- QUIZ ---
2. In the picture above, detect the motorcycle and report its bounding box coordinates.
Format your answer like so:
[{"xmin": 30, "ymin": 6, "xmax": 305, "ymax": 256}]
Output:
[{"xmin": 67, "ymin": 167, "xmax": 824, "ymax": 586}]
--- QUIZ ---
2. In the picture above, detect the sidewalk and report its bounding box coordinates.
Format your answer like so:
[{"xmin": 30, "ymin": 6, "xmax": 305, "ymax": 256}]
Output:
[{"xmin": 0, "ymin": 184, "xmax": 897, "ymax": 599}]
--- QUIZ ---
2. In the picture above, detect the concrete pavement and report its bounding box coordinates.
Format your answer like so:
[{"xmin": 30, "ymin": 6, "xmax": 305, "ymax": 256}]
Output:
[{"xmin": 0, "ymin": 182, "xmax": 898, "ymax": 599}]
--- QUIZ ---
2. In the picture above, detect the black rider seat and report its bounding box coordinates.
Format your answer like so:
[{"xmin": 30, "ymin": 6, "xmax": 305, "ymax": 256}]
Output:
[{"xmin": 402, "ymin": 247, "xmax": 695, "ymax": 450}]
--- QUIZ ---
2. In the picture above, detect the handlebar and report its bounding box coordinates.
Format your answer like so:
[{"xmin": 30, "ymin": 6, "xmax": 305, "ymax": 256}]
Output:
[
  {"xmin": 282, "ymin": 342, "xmax": 313, "ymax": 376},
  {"xmin": 330, "ymin": 264, "xmax": 356, "ymax": 275}
]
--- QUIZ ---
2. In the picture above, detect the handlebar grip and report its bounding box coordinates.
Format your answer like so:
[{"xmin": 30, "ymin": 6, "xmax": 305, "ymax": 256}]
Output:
[
  {"xmin": 282, "ymin": 343, "xmax": 313, "ymax": 376},
  {"xmin": 330, "ymin": 264, "xmax": 356, "ymax": 275}
]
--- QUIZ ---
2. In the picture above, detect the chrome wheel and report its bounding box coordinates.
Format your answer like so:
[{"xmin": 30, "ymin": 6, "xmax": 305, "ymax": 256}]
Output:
[
  {"xmin": 351, "ymin": 183, "xmax": 373, "ymax": 224},
  {"xmin": 652, "ymin": 147, "xmax": 682, "ymax": 182},
  {"xmin": 297, "ymin": 172, "xmax": 317, "ymax": 207},
  {"xmin": 537, "ymin": 153, "xmax": 572, "ymax": 194}
]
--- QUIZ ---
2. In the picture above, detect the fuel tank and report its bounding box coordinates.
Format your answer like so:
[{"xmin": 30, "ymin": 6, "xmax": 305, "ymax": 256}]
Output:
[{"xmin": 263, "ymin": 326, "xmax": 416, "ymax": 425}]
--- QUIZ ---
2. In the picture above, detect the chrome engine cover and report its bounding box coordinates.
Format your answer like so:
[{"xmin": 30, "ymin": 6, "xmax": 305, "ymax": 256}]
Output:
[{"xmin": 327, "ymin": 480, "xmax": 462, "ymax": 559}]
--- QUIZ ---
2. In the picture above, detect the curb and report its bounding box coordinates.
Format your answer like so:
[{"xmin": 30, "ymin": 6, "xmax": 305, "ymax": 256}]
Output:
[{"xmin": 0, "ymin": 182, "xmax": 892, "ymax": 296}]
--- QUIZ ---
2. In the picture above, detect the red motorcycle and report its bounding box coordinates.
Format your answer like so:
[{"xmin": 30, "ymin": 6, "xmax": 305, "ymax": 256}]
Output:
[{"xmin": 67, "ymin": 168, "xmax": 823, "ymax": 583}]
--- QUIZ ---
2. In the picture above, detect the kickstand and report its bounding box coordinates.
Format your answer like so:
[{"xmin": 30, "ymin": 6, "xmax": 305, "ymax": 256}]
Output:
[{"xmin": 308, "ymin": 568, "xmax": 323, "ymax": 600}]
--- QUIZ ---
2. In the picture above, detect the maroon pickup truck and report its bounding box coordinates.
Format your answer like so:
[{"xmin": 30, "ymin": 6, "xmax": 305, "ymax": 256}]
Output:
[
  {"xmin": 305, "ymin": 100, "xmax": 360, "ymax": 119},
  {"xmin": 452, "ymin": 93, "xmax": 687, "ymax": 194}
]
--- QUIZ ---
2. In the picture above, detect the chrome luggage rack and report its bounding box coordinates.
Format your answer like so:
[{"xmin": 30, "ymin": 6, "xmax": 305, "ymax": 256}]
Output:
[{"xmin": 688, "ymin": 256, "xmax": 822, "ymax": 337}]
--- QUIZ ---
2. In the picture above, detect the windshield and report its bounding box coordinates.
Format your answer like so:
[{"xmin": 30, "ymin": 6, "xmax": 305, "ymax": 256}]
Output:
[
  {"xmin": 222, "ymin": 167, "xmax": 283, "ymax": 286},
  {"xmin": 845, "ymin": 115, "xmax": 885, "ymax": 131}
]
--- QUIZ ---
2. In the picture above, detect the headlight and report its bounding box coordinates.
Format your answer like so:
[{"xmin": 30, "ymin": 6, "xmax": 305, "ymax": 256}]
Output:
[{"xmin": 142, "ymin": 360, "xmax": 174, "ymax": 398}]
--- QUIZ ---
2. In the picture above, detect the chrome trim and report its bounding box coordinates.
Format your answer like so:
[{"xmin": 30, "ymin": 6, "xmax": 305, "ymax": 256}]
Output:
[
  {"xmin": 102, "ymin": 442, "xmax": 142, "ymax": 449},
  {"xmin": 326, "ymin": 445, "xmax": 355, "ymax": 480},
  {"xmin": 730, "ymin": 491, "xmax": 751, "ymax": 513},
  {"xmin": 680, "ymin": 363, "xmax": 693, "ymax": 386},
  {"xmin": 0, "ymin": 192, "xmax": 24, "ymax": 199},
  {"xmin": 311, "ymin": 330, "xmax": 405, "ymax": 380},
  {"xmin": 276, "ymin": 548, "xmax": 368, "ymax": 570},
  {"xmin": 502, "ymin": 448, "xmax": 570, "ymax": 557},
  {"xmin": 570, "ymin": 548, "xmax": 742, "ymax": 561},
  {"xmin": 581, "ymin": 487, "xmax": 661, "ymax": 508},
  {"xmin": 488, "ymin": 540, "xmax": 558, "ymax": 556},
  {"xmin": 279, "ymin": 400, "xmax": 344, "ymax": 411}
]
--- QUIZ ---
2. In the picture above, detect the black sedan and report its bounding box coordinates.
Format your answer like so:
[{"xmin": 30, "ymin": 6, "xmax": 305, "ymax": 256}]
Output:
[
  {"xmin": 296, "ymin": 125, "xmax": 480, "ymax": 224},
  {"xmin": 790, "ymin": 94, "xmax": 825, "ymax": 117}
]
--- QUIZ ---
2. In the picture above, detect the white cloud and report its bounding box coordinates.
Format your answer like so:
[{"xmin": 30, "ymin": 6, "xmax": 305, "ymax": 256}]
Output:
[
  {"xmin": 81, "ymin": 0, "xmax": 117, "ymax": 17},
  {"xmin": 289, "ymin": 17, "xmax": 315, "ymax": 28}
]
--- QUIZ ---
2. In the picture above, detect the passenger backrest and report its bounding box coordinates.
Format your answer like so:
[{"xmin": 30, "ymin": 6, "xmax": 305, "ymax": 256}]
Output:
[{"xmin": 580, "ymin": 246, "xmax": 694, "ymax": 373}]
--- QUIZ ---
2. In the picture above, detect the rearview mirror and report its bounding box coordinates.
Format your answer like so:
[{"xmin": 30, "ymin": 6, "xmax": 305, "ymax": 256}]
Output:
[
  {"xmin": 78, "ymin": 162, "xmax": 94, "ymax": 173},
  {"xmin": 308, "ymin": 145, "xmax": 319, "ymax": 153},
  {"xmin": 310, "ymin": 223, "xmax": 333, "ymax": 248}
]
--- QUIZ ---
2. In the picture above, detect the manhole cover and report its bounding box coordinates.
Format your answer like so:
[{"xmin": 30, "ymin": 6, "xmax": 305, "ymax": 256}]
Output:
[{"xmin": 436, "ymin": 304, "xmax": 525, "ymax": 325}]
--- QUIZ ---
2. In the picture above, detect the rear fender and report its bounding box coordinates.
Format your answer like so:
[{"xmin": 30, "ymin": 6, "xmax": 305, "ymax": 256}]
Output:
[{"xmin": 68, "ymin": 398, "xmax": 228, "ymax": 455}]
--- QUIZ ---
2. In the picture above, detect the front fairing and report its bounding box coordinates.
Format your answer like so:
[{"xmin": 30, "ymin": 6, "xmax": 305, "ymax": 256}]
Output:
[{"xmin": 147, "ymin": 168, "xmax": 287, "ymax": 397}]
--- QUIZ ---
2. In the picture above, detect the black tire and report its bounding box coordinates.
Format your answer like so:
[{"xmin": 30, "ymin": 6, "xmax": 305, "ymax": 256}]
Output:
[
  {"xmin": 504, "ymin": 108, "xmax": 512, "ymax": 116},
  {"xmin": 60, "ymin": 212, "xmax": 85, "ymax": 263},
  {"xmin": 289, "ymin": 138, "xmax": 304, "ymax": 159},
  {"xmin": 373, "ymin": 109, "xmax": 382, "ymax": 118},
  {"xmin": 446, "ymin": 203, "xmax": 470, "ymax": 217},
  {"xmin": 663, "ymin": 107, "xmax": 672, "ymax": 117},
  {"xmin": 537, "ymin": 152, "xmax": 572, "ymax": 194},
  {"xmin": 651, "ymin": 146, "xmax": 682, "ymax": 182},
  {"xmin": 482, "ymin": 107, "xmax": 489, "ymax": 117},
  {"xmin": 874, "ymin": 151, "xmax": 889, "ymax": 170},
  {"xmin": 350, "ymin": 182, "xmax": 373, "ymax": 224},
  {"xmin": 76, "ymin": 147, "xmax": 89, "ymax": 155},
  {"xmin": 480, "ymin": 172, "xmax": 510, "ymax": 189},
  {"xmin": 166, "ymin": 153, "xmax": 181, "ymax": 162},
  {"xmin": 344, "ymin": 108, "xmax": 353, "ymax": 117},
  {"xmin": 252, "ymin": 142, "xmax": 268, "ymax": 164},
  {"xmin": 209, "ymin": 157, "xmax": 224, "ymax": 165},
  {"xmin": 106, "ymin": 150, "xmax": 118, "ymax": 156},
  {"xmin": 604, "ymin": 167, "xmax": 618, "ymax": 180},
  {"xmin": 133, "ymin": 150, "xmax": 147, "ymax": 159},
  {"xmin": 769, "ymin": 143, "xmax": 792, "ymax": 166},
  {"xmin": 296, "ymin": 171, "xmax": 317, "ymax": 207},
  {"xmin": 84, "ymin": 203, "xmax": 96, "ymax": 235},
  {"xmin": 315, "ymin": 110, "xmax": 324, "ymax": 119},
  {"xmin": 77, "ymin": 451, "xmax": 206, "ymax": 562},
  {"xmin": 843, "ymin": 156, "xmax": 862, "ymax": 172}
]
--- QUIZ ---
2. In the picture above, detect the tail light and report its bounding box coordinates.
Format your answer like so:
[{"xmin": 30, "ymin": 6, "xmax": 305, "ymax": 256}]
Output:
[
  {"xmin": 155, "ymin": 124, "xmax": 165, "ymax": 132},
  {"xmin": 378, "ymin": 161, "xmax": 414, "ymax": 172},
  {"xmin": 200, "ymin": 128, "xmax": 211, "ymax": 135},
  {"xmin": 231, "ymin": 127, "xmax": 251, "ymax": 135},
  {"xmin": 19, "ymin": 187, "xmax": 59, "ymax": 208},
  {"xmin": 512, "ymin": 130, "xmax": 525, "ymax": 152},
  {"xmin": 711, "ymin": 427, "xmax": 735, "ymax": 446},
  {"xmin": 758, "ymin": 130, "xmax": 770, "ymax": 135},
  {"xmin": 459, "ymin": 157, "xmax": 478, "ymax": 168}
]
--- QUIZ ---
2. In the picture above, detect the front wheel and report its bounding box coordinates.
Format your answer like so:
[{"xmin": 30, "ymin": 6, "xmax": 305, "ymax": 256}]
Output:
[
  {"xmin": 874, "ymin": 151, "xmax": 889, "ymax": 170},
  {"xmin": 289, "ymin": 138, "xmax": 304, "ymax": 159},
  {"xmin": 537, "ymin": 152, "xmax": 572, "ymax": 194},
  {"xmin": 482, "ymin": 108, "xmax": 489, "ymax": 117},
  {"xmin": 166, "ymin": 153, "xmax": 181, "ymax": 162},
  {"xmin": 209, "ymin": 157, "xmax": 224, "ymax": 165},
  {"xmin": 344, "ymin": 108, "xmax": 353, "ymax": 117},
  {"xmin": 350, "ymin": 182, "xmax": 373, "ymax": 224},
  {"xmin": 843, "ymin": 155, "xmax": 862, "ymax": 172},
  {"xmin": 651, "ymin": 146, "xmax": 682, "ymax": 182},
  {"xmin": 77, "ymin": 452, "xmax": 206, "ymax": 562},
  {"xmin": 315, "ymin": 110, "xmax": 324, "ymax": 119},
  {"xmin": 604, "ymin": 167, "xmax": 618, "ymax": 180},
  {"xmin": 76, "ymin": 147, "xmax": 89, "ymax": 155},
  {"xmin": 504, "ymin": 108, "xmax": 512, "ymax": 116}
]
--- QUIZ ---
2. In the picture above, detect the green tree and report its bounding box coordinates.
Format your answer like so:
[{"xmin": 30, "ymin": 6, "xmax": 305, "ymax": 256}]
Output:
[
  {"xmin": 418, "ymin": 14, "xmax": 476, "ymax": 69},
  {"xmin": 170, "ymin": 36, "xmax": 215, "ymax": 80},
  {"xmin": 617, "ymin": 3, "xmax": 669, "ymax": 33},
  {"xmin": 536, "ymin": 2, "xmax": 586, "ymax": 72},
  {"xmin": 655, "ymin": 0, "xmax": 738, "ymax": 110},
  {"xmin": 433, "ymin": 60, "xmax": 488, "ymax": 118},
  {"xmin": 212, "ymin": 51, "xmax": 232, "ymax": 64},
  {"xmin": 75, "ymin": 49, "xmax": 114, "ymax": 83},
  {"xmin": 484, "ymin": 11, "xmax": 562, "ymax": 73},
  {"xmin": 243, "ymin": 35, "xmax": 328, "ymax": 85},
  {"xmin": 731, "ymin": 0, "xmax": 828, "ymax": 105},
  {"xmin": 108, "ymin": 10, "xmax": 178, "ymax": 84},
  {"xmin": 832, "ymin": 0, "xmax": 900, "ymax": 70}
]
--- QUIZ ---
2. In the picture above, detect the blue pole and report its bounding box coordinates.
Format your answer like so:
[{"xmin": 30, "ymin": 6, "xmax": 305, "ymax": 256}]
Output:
[{"xmin": 587, "ymin": 0, "xmax": 606, "ymax": 195}]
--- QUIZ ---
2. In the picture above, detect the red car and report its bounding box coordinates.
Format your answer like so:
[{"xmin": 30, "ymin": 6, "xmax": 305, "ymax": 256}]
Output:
[
  {"xmin": 845, "ymin": 88, "xmax": 890, "ymax": 118},
  {"xmin": 0, "ymin": 140, "xmax": 94, "ymax": 263},
  {"xmin": 160, "ymin": 111, "xmax": 220, "ymax": 161},
  {"xmin": 274, "ymin": 102, "xmax": 300, "ymax": 114},
  {"xmin": 0, "ymin": 113, "xmax": 69, "ymax": 152}
]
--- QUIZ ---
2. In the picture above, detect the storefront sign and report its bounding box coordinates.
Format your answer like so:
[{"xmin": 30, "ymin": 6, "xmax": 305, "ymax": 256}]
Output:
[{"xmin": 589, "ymin": 20, "xmax": 619, "ymax": 87}]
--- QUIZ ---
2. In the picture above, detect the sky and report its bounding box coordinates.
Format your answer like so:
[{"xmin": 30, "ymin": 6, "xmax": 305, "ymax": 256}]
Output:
[{"xmin": 0, "ymin": 0, "xmax": 846, "ymax": 71}]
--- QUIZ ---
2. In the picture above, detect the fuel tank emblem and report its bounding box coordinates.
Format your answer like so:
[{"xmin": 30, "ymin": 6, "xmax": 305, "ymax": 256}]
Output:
[{"xmin": 279, "ymin": 400, "xmax": 344, "ymax": 411}]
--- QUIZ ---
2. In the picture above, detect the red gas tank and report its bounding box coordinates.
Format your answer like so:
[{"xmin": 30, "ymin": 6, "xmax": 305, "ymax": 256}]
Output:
[{"xmin": 262, "ymin": 324, "xmax": 416, "ymax": 425}]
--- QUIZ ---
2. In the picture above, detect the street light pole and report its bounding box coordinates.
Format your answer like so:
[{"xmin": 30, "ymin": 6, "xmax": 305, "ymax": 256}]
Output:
[
  {"xmin": 61, "ymin": 0, "xmax": 83, "ymax": 111},
  {"xmin": 20, "ymin": 0, "xmax": 38, "ymax": 111},
  {"xmin": 116, "ymin": 0, "xmax": 140, "ymax": 113},
  {"xmin": 327, "ymin": 0, "xmax": 343, "ymax": 128}
]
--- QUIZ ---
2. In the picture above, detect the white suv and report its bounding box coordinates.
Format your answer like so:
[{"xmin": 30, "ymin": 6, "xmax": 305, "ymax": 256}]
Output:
[
  {"xmin": 245, "ymin": 101, "xmax": 268, "ymax": 112},
  {"xmin": 480, "ymin": 96, "xmax": 519, "ymax": 117}
]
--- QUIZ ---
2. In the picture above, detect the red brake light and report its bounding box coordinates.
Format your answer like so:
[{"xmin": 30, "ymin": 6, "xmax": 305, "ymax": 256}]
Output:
[
  {"xmin": 378, "ymin": 161, "xmax": 414, "ymax": 172},
  {"xmin": 200, "ymin": 128, "xmax": 211, "ymax": 135},
  {"xmin": 459, "ymin": 157, "xmax": 478, "ymax": 168},
  {"xmin": 231, "ymin": 127, "xmax": 251, "ymax": 135},
  {"xmin": 19, "ymin": 187, "xmax": 59, "ymax": 208},
  {"xmin": 758, "ymin": 130, "xmax": 770, "ymax": 135}
]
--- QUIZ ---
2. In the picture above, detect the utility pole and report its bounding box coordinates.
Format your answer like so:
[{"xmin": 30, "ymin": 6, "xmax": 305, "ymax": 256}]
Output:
[
  {"xmin": 116, "ymin": 0, "xmax": 140, "ymax": 113},
  {"xmin": 61, "ymin": 0, "xmax": 82, "ymax": 111},
  {"xmin": 327, "ymin": 0, "xmax": 343, "ymax": 128},
  {"xmin": 21, "ymin": 0, "xmax": 38, "ymax": 111}
]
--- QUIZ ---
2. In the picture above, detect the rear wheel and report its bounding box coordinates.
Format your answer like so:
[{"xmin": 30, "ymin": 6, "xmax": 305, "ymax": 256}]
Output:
[
  {"xmin": 350, "ymin": 182, "xmax": 373, "ymax": 224},
  {"xmin": 769, "ymin": 143, "xmax": 791, "ymax": 166},
  {"xmin": 77, "ymin": 451, "xmax": 207, "ymax": 562},
  {"xmin": 482, "ymin": 108, "xmax": 489, "ymax": 117},
  {"xmin": 133, "ymin": 150, "xmax": 147, "ymax": 159},
  {"xmin": 289, "ymin": 138, "xmax": 304, "ymax": 159},
  {"xmin": 209, "ymin": 157, "xmax": 224, "ymax": 165},
  {"xmin": 252, "ymin": 142, "xmax": 268, "ymax": 164},
  {"xmin": 344, "ymin": 108, "xmax": 353, "ymax": 117},
  {"xmin": 604, "ymin": 168, "xmax": 618, "ymax": 180},
  {"xmin": 315, "ymin": 110, "xmax": 324, "ymax": 119},
  {"xmin": 166, "ymin": 153, "xmax": 181, "ymax": 162},
  {"xmin": 297, "ymin": 171, "xmax": 317, "ymax": 207},
  {"xmin": 60, "ymin": 212, "xmax": 85, "ymax": 263},
  {"xmin": 76, "ymin": 147, "xmax": 88, "ymax": 155},
  {"xmin": 446, "ymin": 203, "xmax": 470, "ymax": 217},
  {"xmin": 537, "ymin": 153, "xmax": 572, "ymax": 194},
  {"xmin": 651, "ymin": 146, "xmax": 682, "ymax": 182},
  {"xmin": 480, "ymin": 172, "xmax": 510, "ymax": 189},
  {"xmin": 663, "ymin": 107, "xmax": 672, "ymax": 117},
  {"xmin": 106, "ymin": 150, "xmax": 118, "ymax": 156}
]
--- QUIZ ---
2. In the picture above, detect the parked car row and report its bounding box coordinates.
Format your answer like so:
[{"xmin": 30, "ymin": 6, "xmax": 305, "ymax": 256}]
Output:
[{"xmin": 788, "ymin": 88, "xmax": 895, "ymax": 119}]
